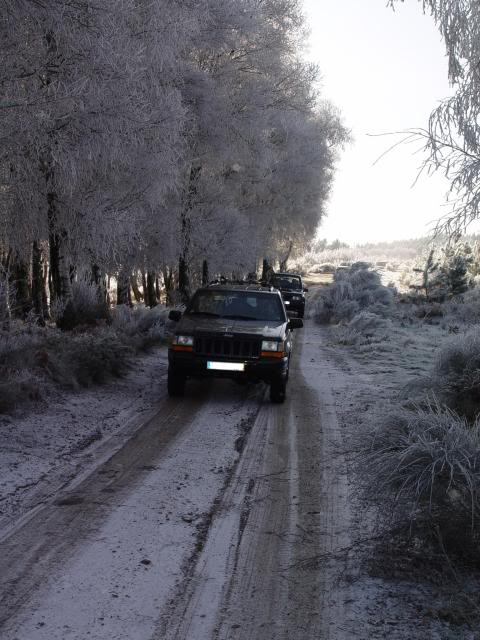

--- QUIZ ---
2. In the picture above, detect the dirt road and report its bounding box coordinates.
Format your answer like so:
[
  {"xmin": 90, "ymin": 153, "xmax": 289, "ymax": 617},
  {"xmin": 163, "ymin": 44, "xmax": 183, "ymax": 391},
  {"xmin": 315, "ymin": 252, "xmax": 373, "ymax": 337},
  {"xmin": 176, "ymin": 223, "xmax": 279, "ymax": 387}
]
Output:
[{"xmin": 0, "ymin": 321, "xmax": 355, "ymax": 640}]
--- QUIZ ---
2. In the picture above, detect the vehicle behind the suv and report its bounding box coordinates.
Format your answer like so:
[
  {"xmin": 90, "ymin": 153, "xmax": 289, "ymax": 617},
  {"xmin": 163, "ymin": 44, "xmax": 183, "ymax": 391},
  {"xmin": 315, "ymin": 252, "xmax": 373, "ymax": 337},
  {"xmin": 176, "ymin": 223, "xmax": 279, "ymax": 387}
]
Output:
[
  {"xmin": 269, "ymin": 272, "xmax": 307, "ymax": 318},
  {"xmin": 167, "ymin": 283, "xmax": 302, "ymax": 403}
]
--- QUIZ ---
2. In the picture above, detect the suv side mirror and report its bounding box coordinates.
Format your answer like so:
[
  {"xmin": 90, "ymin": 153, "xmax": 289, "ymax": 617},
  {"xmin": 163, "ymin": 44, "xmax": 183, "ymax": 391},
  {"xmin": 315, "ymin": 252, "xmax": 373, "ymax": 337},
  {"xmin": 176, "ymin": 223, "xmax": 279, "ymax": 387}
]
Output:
[
  {"xmin": 303, "ymin": 287, "xmax": 309, "ymax": 293},
  {"xmin": 289, "ymin": 318, "xmax": 303, "ymax": 330},
  {"xmin": 168, "ymin": 309, "xmax": 182, "ymax": 322}
]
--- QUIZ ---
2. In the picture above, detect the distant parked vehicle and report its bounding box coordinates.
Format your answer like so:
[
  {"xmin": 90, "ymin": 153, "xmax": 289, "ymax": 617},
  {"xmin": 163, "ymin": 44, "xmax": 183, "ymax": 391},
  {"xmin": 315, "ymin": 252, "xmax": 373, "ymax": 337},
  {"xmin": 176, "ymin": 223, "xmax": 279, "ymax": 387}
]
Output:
[{"xmin": 269, "ymin": 272, "xmax": 307, "ymax": 318}]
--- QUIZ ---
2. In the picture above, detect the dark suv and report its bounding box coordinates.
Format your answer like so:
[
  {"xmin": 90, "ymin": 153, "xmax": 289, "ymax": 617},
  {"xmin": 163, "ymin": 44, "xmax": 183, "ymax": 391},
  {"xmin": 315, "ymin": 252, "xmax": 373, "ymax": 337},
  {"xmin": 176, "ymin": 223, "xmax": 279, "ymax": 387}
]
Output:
[
  {"xmin": 269, "ymin": 273, "xmax": 307, "ymax": 318},
  {"xmin": 167, "ymin": 282, "xmax": 303, "ymax": 403}
]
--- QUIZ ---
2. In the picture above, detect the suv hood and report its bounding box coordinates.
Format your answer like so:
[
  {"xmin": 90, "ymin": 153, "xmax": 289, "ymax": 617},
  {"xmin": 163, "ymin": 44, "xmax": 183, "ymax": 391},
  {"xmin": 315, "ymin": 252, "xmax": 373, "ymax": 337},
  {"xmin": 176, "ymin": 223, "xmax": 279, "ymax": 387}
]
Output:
[{"xmin": 175, "ymin": 315, "xmax": 286, "ymax": 339}]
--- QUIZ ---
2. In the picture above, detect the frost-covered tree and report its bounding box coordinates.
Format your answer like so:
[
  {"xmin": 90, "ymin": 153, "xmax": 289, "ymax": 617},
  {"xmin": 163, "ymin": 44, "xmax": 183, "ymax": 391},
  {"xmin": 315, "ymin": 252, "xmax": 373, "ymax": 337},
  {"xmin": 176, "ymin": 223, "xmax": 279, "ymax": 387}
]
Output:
[
  {"xmin": 0, "ymin": 0, "xmax": 347, "ymax": 319},
  {"xmin": 174, "ymin": 0, "xmax": 348, "ymax": 297},
  {"xmin": 1, "ymin": 1, "xmax": 187, "ymax": 301},
  {"xmin": 391, "ymin": 1, "xmax": 480, "ymax": 238}
]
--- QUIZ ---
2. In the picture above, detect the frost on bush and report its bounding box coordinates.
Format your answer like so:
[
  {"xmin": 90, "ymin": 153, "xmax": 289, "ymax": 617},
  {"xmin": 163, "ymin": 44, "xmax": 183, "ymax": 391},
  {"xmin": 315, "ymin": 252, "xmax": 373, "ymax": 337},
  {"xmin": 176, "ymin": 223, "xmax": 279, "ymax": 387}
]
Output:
[
  {"xmin": 0, "ymin": 303, "xmax": 169, "ymax": 414},
  {"xmin": 58, "ymin": 332, "xmax": 133, "ymax": 387},
  {"xmin": 111, "ymin": 304, "xmax": 168, "ymax": 349},
  {"xmin": 314, "ymin": 266, "xmax": 394, "ymax": 324},
  {"xmin": 432, "ymin": 328, "xmax": 480, "ymax": 420},
  {"xmin": 335, "ymin": 311, "xmax": 392, "ymax": 346},
  {"xmin": 363, "ymin": 402, "xmax": 480, "ymax": 539},
  {"xmin": 447, "ymin": 286, "xmax": 480, "ymax": 324},
  {"xmin": 56, "ymin": 279, "xmax": 110, "ymax": 330}
]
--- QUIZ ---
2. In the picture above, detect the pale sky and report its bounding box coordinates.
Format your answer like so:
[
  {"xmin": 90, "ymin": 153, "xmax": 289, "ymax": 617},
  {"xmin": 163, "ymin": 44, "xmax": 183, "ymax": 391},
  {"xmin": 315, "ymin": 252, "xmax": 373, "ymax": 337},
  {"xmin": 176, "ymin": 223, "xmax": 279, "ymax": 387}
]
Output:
[{"xmin": 303, "ymin": 0, "xmax": 466, "ymax": 245}]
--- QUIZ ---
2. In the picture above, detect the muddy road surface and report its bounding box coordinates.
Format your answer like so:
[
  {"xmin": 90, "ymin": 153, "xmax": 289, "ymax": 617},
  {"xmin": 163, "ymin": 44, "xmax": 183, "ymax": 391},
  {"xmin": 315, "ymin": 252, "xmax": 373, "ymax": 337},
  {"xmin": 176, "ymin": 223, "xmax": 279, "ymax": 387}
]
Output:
[{"xmin": 0, "ymin": 321, "xmax": 354, "ymax": 640}]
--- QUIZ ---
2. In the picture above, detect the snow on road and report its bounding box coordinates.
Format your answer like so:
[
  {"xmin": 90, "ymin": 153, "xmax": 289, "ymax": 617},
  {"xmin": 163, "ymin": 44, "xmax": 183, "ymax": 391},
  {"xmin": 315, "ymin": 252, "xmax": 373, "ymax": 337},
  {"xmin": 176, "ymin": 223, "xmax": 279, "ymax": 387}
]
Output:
[
  {"xmin": 0, "ymin": 373, "xmax": 260, "ymax": 639},
  {"xmin": 0, "ymin": 349, "xmax": 170, "ymax": 535},
  {"xmin": 1, "ymin": 303, "xmax": 460, "ymax": 639}
]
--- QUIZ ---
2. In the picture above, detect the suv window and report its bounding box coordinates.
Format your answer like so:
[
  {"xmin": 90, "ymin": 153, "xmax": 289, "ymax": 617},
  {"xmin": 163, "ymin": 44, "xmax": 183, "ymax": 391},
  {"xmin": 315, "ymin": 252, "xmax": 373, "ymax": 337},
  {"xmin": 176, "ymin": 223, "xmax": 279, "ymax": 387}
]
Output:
[
  {"xmin": 271, "ymin": 275, "xmax": 302, "ymax": 291},
  {"xmin": 185, "ymin": 290, "xmax": 286, "ymax": 322}
]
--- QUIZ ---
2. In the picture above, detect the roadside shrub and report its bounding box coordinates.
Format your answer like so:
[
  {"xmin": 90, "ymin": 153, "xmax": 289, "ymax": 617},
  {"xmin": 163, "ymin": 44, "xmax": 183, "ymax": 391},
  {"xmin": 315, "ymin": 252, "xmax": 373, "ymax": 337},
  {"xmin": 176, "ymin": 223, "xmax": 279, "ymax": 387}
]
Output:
[
  {"xmin": 59, "ymin": 332, "xmax": 133, "ymax": 387},
  {"xmin": 0, "ymin": 372, "xmax": 43, "ymax": 413},
  {"xmin": 314, "ymin": 266, "xmax": 394, "ymax": 324},
  {"xmin": 0, "ymin": 303, "xmax": 169, "ymax": 413},
  {"xmin": 364, "ymin": 402, "xmax": 480, "ymax": 541},
  {"xmin": 111, "ymin": 304, "xmax": 168, "ymax": 350},
  {"xmin": 432, "ymin": 328, "xmax": 480, "ymax": 420},
  {"xmin": 56, "ymin": 279, "xmax": 110, "ymax": 330},
  {"xmin": 413, "ymin": 303, "xmax": 445, "ymax": 320},
  {"xmin": 335, "ymin": 311, "xmax": 392, "ymax": 346},
  {"xmin": 445, "ymin": 287, "xmax": 480, "ymax": 324},
  {"xmin": 313, "ymin": 263, "xmax": 335, "ymax": 274},
  {"xmin": 350, "ymin": 260, "xmax": 372, "ymax": 271}
]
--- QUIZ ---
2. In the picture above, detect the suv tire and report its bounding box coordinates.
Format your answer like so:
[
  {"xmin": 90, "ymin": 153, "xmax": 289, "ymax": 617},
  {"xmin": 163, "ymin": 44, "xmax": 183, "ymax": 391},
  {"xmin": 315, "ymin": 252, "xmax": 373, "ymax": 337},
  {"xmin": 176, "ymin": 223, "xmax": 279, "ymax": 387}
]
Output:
[
  {"xmin": 270, "ymin": 375, "xmax": 286, "ymax": 403},
  {"xmin": 168, "ymin": 369, "xmax": 186, "ymax": 397}
]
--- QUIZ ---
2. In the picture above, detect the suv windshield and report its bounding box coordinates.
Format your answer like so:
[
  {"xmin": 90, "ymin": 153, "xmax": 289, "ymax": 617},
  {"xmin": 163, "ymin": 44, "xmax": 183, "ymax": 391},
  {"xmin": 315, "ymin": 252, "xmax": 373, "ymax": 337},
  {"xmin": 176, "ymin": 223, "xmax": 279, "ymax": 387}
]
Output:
[
  {"xmin": 271, "ymin": 275, "xmax": 302, "ymax": 291},
  {"xmin": 185, "ymin": 290, "xmax": 286, "ymax": 322}
]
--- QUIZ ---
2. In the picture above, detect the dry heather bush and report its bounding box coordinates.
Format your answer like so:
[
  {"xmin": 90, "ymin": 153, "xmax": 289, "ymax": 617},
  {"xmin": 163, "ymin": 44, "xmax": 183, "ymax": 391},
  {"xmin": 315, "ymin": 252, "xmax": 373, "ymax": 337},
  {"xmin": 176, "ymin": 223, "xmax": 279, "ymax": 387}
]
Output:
[
  {"xmin": 0, "ymin": 372, "xmax": 43, "ymax": 413},
  {"xmin": 111, "ymin": 304, "xmax": 168, "ymax": 350},
  {"xmin": 0, "ymin": 305, "xmax": 168, "ymax": 413},
  {"xmin": 335, "ymin": 311, "xmax": 392, "ymax": 346},
  {"xmin": 58, "ymin": 332, "xmax": 133, "ymax": 387},
  {"xmin": 314, "ymin": 267, "xmax": 394, "ymax": 324},
  {"xmin": 432, "ymin": 328, "xmax": 480, "ymax": 420},
  {"xmin": 445, "ymin": 287, "xmax": 480, "ymax": 324},
  {"xmin": 0, "ymin": 328, "xmax": 52, "ymax": 411},
  {"xmin": 413, "ymin": 303, "xmax": 445, "ymax": 319},
  {"xmin": 312, "ymin": 263, "xmax": 335, "ymax": 274},
  {"xmin": 364, "ymin": 402, "xmax": 480, "ymax": 542},
  {"xmin": 56, "ymin": 279, "xmax": 110, "ymax": 330}
]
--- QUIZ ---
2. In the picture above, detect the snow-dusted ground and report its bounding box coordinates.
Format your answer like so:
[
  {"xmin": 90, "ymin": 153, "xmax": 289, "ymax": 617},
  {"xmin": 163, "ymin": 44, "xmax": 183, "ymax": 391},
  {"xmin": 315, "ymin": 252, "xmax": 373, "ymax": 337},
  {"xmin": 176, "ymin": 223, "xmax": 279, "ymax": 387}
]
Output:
[
  {"xmin": 1, "ymin": 289, "xmax": 477, "ymax": 639},
  {"xmin": 319, "ymin": 304, "xmax": 480, "ymax": 639},
  {"xmin": 0, "ymin": 347, "xmax": 170, "ymax": 535}
]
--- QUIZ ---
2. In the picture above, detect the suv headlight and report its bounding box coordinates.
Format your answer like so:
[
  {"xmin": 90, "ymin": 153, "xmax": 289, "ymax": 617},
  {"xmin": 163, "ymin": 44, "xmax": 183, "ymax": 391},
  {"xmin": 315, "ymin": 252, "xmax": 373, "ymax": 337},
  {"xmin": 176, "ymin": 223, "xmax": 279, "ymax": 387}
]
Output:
[
  {"xmin": 292, "ymin": 295, "xmax": 301, "ymax": 301},
  {"xmin": 174, "ymin": 335, "xmax": 194, "ymax": 347},
  {"xmin": 261, "ymin": 340, "xmax": 282, "ymax": 352}
]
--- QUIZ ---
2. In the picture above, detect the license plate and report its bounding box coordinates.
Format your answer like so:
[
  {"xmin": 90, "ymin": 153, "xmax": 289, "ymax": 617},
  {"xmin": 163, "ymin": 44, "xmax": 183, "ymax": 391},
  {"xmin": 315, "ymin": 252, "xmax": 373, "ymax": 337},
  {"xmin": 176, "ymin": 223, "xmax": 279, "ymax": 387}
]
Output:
[{"xmin": 207, "ymin": 361, "xmax": 245, "ymax": 372}]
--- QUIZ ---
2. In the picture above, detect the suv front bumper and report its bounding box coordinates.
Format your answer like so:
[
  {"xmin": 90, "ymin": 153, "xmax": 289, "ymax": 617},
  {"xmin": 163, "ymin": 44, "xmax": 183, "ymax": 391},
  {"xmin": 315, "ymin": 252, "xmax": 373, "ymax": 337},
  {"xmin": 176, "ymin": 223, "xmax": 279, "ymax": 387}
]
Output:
[{"xmin": 168, "ymin": 350, "xmax": 288, "ymax": 383}]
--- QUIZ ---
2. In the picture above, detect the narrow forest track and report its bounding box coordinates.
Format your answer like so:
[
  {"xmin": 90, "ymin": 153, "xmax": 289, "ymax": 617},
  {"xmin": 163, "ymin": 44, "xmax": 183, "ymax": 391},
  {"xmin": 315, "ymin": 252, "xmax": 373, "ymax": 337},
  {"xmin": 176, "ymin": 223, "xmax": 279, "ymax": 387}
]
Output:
[
  {"xmin": 157, "ymin": 320, "xmax": 353, "ymax": 640},
  {"xmin": 0, "ymin": 313, "xmax": 358, "ymax": 640}
]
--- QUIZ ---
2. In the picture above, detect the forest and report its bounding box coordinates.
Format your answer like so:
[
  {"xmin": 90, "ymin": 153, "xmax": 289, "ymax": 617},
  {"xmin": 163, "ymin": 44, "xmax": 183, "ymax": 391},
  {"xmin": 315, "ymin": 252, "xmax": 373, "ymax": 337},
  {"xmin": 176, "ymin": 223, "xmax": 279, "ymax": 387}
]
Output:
[{"xmin": 1, "ymin": 0, "xmax": 347, "ymax": 328}]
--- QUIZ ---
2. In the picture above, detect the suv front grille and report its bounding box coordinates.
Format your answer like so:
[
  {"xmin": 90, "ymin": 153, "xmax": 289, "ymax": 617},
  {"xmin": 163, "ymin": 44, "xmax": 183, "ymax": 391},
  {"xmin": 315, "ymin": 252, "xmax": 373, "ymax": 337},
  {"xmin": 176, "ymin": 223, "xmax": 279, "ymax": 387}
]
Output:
[{"xmin": 194, "ymin": 336, "xmax": 260, "ymax": 359}]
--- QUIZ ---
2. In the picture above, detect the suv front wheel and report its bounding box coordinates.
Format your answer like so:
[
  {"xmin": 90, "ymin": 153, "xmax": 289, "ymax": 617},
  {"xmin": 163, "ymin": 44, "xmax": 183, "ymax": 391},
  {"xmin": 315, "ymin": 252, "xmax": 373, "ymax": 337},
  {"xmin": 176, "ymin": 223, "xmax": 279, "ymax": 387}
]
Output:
[
  {"xmin": 167, "ymin": 369, "xmax": 186, "ymax": 397},
  {"xmin": 270, "ymin": 374, "xmax": 287, "ymax": 403}
]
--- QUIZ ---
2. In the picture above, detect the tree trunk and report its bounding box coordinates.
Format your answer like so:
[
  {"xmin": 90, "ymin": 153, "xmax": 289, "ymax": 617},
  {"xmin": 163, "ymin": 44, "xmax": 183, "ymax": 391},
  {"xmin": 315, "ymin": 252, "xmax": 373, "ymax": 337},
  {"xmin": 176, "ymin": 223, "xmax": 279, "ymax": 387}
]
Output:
[
  {"xmin": 202, "ymin": 259, "xmax": 209, "ymax": 285},
  {"xmin": 91, "ymin": 264, "xmax": 110, "ymax": 320},
  {"xmin": 32, "ymin": 242, "xmax": 46, "ymax": 324},
  {"xmin": 116, "ymin": 271, "xmax": 130, "ymax": 305},
  {"xmin": 162, "ymin": 266, "xmax": 175, "ymax": 306},
  {"xmin": 130, "ymin": 272, "xmax": 143, "ymax": 303},
  {"xmin": 178, "ymin": 251, "xmax": 189, "ymax": 303},
  {"xmin": 178, "ymin": 164, "xmax": 201, "ymax": 304},
  {"xmin": 41, "ymin": 257, "xmax": 49, "ymax": 319},
  {"xmin": 155, "ymin": 276, "xmax": 161, "ymax": 300},
  {"xmin": 11, "ymin": 254, "xmax": 32, "ymax": 319},
  {"xmin": 279, "ymin": 240, "xmax": 294, "ymax": 272},
  {"xmin": 0, "ymin": 249, "xmax": 12, "ymax": 329},
  {"xmin": 42, "ymin": 29, "xmax": 71, "ymax": 306},
  {"xmin": 141, "ymin": 272, "xmax": 148, "ymax": 304},
  {"xmin": 261, "ymin": 258, "xmax": 274, "ymax": 282},
  {"xmin": 146, "ymin": 271, "xmax": 157, "ymax": 307}
]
